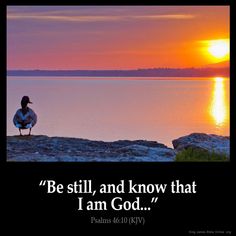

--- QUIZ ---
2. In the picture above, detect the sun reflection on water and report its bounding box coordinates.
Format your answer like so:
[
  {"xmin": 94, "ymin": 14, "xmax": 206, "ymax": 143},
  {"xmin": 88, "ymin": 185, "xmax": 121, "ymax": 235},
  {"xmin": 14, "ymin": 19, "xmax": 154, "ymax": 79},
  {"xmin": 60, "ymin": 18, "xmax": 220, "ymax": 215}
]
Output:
[{"xmin": 210, "ymin": 77, "xmax": 228, "ymax": 127}]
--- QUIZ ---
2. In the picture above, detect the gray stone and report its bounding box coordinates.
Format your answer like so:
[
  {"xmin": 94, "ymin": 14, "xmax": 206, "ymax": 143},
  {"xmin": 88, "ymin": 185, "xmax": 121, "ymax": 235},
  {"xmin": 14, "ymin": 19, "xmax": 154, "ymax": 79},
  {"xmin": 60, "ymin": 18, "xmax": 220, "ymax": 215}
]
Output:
[
  {"xmin": 7, "ymin": 133, "xmax": 229, "ymax": 162},
  {"xmin": 7, "ymin": 135, "xmax": 174, "ymax": 162},
  {"xmin": 172, "ymin": 133, "xmax": 229, "ymax": 158}
]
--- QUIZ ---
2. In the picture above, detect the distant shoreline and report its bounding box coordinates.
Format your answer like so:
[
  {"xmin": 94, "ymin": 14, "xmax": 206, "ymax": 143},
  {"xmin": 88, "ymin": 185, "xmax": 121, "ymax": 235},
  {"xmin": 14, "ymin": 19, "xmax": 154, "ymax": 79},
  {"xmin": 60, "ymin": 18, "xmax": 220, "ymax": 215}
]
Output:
[{"xmin": 7, "ymin": 67, "xmax": 229, "ymax": 77}]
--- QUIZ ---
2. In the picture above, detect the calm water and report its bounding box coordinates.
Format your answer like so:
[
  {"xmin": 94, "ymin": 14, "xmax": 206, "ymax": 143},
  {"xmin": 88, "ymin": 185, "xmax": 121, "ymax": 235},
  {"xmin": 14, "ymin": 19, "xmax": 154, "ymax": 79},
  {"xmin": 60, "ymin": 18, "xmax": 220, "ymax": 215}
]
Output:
[{"xmin": 7, "ymin": 76, "xmax": 230, "ymax": 147}]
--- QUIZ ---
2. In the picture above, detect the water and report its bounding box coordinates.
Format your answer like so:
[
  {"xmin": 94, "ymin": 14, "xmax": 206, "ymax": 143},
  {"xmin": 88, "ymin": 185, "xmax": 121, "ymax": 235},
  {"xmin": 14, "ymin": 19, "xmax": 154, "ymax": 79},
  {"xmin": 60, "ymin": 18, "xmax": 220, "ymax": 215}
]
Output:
[{"xmin": 7, "ymin": 76, "xmax": 230, "ymax": 147}]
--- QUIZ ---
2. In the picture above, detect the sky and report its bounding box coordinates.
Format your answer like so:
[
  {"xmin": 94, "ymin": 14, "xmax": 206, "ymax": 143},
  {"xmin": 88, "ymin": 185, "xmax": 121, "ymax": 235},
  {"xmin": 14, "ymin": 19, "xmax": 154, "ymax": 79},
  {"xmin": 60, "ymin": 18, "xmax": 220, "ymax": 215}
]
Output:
[{"xmin": 7, "ymin": 6, "xmax": 230, "ymax": 70}]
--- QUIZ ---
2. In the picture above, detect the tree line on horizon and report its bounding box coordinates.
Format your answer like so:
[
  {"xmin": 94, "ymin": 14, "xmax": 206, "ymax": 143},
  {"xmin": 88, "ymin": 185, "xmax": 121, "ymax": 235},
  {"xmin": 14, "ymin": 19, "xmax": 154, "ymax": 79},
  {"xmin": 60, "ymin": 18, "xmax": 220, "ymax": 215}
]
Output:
[{"xmin": 7, "ymin": 67, "xmax": 229, "ymax": 77}]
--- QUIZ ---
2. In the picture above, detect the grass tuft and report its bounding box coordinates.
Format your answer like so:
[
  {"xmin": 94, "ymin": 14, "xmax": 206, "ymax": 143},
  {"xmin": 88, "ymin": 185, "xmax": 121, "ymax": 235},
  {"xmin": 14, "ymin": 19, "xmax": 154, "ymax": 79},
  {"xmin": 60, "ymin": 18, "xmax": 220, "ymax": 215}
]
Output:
[{"xmin": 175, "ymin": 148, "xmax": 228, "ymax": 162}]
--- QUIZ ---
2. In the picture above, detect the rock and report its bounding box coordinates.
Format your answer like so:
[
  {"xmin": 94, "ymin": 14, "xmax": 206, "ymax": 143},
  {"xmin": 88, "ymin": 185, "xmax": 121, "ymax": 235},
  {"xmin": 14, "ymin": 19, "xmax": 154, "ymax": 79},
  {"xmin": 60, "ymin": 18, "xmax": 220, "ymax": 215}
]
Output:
[
  {"xmin": 111, "ymin": 140, "xmax": 167, "ymax": 148},
  {"xmin": 116, "ymin": 145, "xmax": 176, "ymax": 161},
  {"xmin": 172, "ymin": 133, "xmax": 230, "ymax": 157},
  {"xmin": 7, "ymin": 133, "xmax": 229, "ymax": 162},
  {"xmin": 7, "ymin": 135, "xmax": 174, "ymax": 162}
]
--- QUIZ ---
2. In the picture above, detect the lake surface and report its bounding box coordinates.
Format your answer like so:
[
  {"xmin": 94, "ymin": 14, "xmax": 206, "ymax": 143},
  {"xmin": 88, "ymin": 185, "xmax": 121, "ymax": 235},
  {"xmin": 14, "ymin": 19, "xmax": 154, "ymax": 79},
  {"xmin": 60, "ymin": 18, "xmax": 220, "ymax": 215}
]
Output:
[{"xmin": 7, "ymin": 76, "xmax": 230, "ymax": 147}]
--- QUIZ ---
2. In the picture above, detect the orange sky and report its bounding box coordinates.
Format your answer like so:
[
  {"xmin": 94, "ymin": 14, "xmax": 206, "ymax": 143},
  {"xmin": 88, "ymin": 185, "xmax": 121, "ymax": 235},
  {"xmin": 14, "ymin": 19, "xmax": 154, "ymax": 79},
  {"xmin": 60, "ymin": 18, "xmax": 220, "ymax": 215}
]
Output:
[{"xmin": 7, "ymin": 6, "xmax": 230, "ymax": 70}]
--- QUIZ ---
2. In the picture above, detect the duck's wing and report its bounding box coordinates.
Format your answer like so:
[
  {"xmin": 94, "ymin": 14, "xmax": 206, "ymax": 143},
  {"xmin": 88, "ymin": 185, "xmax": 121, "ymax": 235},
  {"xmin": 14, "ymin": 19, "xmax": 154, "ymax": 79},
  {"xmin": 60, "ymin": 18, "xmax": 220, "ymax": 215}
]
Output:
[
  {"xmin": 13, "ymin": 109, "xmax": 23, "ymax": 125},
  {"xmin": 28, "ymin": 108, "xmax": 37, "ymax": 126}
]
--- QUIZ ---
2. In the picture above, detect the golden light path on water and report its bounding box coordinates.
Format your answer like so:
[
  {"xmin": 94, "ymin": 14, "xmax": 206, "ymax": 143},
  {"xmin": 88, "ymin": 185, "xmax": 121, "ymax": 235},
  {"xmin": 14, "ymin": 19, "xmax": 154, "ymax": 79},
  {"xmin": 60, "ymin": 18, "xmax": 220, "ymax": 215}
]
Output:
[{"xmin": 210, "ymin": 77, "xmax": 228, "ymax": 127}]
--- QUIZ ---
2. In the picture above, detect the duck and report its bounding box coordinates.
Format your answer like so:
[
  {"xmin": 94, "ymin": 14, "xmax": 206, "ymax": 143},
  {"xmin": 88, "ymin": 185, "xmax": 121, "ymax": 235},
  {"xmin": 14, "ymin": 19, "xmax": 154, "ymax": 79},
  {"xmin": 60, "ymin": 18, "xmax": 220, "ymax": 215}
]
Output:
[{"xmin": 13, "ymin": 96, "xmax": 37, "ymax": 136}]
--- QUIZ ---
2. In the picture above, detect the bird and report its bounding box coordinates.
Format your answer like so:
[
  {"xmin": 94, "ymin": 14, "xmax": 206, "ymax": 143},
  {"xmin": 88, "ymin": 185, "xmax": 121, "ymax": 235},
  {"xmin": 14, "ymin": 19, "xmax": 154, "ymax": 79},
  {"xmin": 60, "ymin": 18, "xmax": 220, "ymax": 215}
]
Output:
[{"xmin": 13, "ymin": 96, "xmax": 37, "ymax": 136}]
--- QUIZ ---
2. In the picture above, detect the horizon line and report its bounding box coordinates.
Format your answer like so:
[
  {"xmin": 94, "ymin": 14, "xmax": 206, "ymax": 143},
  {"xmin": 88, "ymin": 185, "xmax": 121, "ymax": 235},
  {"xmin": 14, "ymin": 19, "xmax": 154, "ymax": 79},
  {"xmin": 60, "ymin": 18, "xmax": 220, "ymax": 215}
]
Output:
[{"xmin": 7, "ymin": 65, "xmax": 230, "ymax": 71}]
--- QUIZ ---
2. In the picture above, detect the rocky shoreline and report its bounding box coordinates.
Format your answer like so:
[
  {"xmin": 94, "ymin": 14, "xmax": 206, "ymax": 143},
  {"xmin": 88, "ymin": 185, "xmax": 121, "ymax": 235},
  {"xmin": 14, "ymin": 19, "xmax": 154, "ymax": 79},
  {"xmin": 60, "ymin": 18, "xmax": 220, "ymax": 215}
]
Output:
[{"xmin": 7, "ymin": 133, "xmax": 229, "ymax": 162}]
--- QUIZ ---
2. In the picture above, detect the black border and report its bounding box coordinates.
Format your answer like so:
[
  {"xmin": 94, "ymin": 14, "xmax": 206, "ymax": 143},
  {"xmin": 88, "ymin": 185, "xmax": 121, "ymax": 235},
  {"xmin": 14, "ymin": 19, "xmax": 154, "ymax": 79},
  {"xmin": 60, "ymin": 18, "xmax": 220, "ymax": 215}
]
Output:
[{"xmin": 2, "ymin": 1, "xmax": 235, "ymax": 234}]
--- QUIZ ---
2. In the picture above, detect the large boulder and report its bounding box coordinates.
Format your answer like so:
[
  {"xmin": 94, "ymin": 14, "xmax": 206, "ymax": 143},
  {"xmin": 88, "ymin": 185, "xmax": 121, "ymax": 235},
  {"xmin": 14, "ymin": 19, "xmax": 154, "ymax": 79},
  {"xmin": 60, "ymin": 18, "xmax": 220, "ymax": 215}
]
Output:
[
  {"xmin": 7, "ymin": 135, "xmax": 175, "ymax": 162},
  {"xmin": 172, "ymin": 133, "xmax": 230, "ymax": 158}
]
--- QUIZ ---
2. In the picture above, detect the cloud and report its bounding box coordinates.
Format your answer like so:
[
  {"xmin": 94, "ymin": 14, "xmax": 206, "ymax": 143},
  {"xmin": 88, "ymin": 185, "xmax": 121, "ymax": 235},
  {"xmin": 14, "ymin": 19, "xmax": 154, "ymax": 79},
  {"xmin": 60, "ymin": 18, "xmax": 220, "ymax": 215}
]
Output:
[
  {"xmin": 133, "ymin": 14, "xmax": 195, "ymax": 20},
  {"xmin": 7, "ymin": 14, "xmax": 120, "ymax": 22},
  {"xmin": 7, "ymin": 12, "xmax": 195, "ymax": 22}
]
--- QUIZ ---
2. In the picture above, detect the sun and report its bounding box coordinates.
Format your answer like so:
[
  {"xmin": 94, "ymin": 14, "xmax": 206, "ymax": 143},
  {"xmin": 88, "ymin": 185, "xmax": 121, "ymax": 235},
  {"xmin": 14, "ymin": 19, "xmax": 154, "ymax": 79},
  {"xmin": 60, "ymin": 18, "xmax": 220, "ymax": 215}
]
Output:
[{"xmin": 208, "ymin": 39, "xmax": 229, "ymax": 59}]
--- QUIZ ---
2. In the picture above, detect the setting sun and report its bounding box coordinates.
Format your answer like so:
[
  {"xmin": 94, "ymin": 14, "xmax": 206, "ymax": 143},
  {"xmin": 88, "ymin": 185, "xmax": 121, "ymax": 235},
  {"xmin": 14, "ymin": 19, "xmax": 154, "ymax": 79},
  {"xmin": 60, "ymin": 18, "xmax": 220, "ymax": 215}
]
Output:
[{"xmin": 208, "ymin": 39, "xmax": 229, "ymax": 59}]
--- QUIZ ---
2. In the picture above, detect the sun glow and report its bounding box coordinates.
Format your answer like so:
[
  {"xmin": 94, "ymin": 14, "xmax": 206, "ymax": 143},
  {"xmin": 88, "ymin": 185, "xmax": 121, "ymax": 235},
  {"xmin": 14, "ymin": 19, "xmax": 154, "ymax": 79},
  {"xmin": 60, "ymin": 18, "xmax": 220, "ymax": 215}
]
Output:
[
  {"xmin": 207, "ymin": 39, "xmax": 229, "ymax": 59},
  {"xmin": 210, "ymin": 77, "xmax": 227, "ymax": 127}
]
